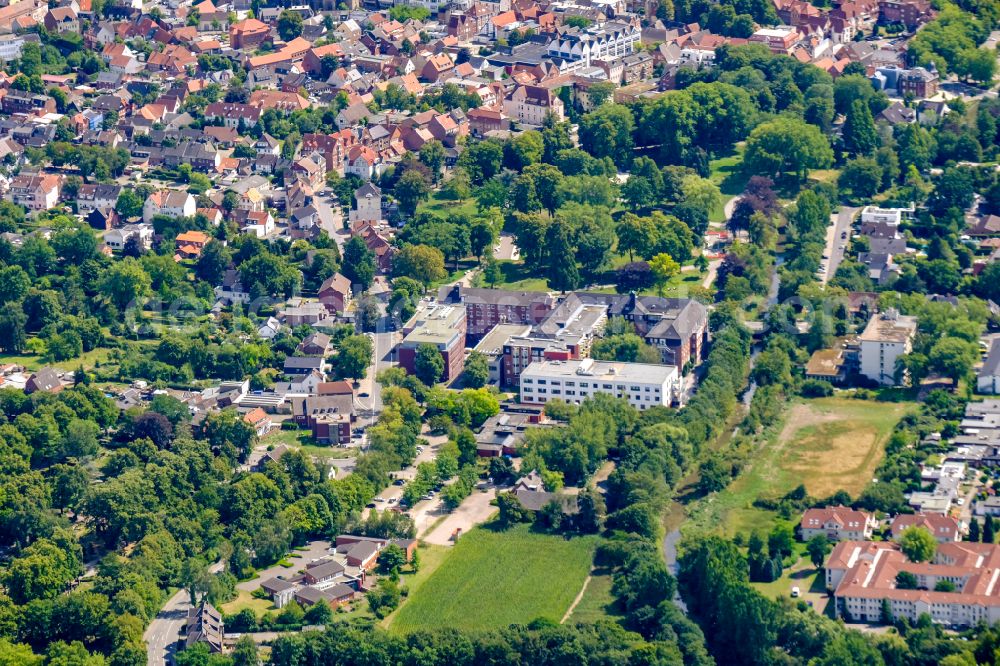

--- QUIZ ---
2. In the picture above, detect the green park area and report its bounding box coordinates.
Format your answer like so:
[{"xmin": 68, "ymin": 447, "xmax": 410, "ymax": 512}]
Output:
[{"xmin": 389, "ymin": 524, "xmax": 599, "ymax": 633}]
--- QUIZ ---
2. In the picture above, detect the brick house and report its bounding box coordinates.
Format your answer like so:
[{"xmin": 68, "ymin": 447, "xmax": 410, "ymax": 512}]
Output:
[
  {"xmin": 398, "ymin": 303, "xmax": 468, "ymax": 382},
  {"xmin": 44, "ymin": 7, "xmax": 78, "ymax": 33},
  {"xmin": 878, "ymin": 0, "xmax": 932, "ymax": 28},
  {"xmin": 25, "ymin": 367, "xmax": 64, "ymax": 394},
  {"xmin": 229, "ymin": 18, "xmax": 270, "ymax": 50},
  {"xmin": 318, "ymin": 273, "xmax": 352, "ymax": 314},
  {"xmin": 889, "ymin": 513, "xmax": 961, "ymax": 543},
  {"xmin": 799, "ymin": 506, "xmax": 876, "ymax": 541},
  {"xmin": 1, "ymin": 91, "xmax": 56, "ymax": 116},
  {"xmin": 290, "ymin": 395, "xmax": 354, "ymax": 444},
  {"xmin": 174, "ymin": 230, "xmax": 211, "ymax": 259},
  {"xmin": 611, "ymin": 294, "xmax": 708, "ymax": 368},
  {"xmin": 439, "ymin": 285, "xmax": 554, "ymax": 339}
]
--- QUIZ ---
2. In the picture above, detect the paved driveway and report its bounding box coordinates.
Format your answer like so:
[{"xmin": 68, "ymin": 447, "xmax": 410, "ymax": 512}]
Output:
[
  {"xmin": 237, "ymin": 540, "xmax": 333, "ymax": 592},
  {"xmin": 494, "ymin": 233, "xmax": 520, "ymax": 261},
  {"xmin": 422, "ymin": 486, "xmax": 498, "ymax": 546}
]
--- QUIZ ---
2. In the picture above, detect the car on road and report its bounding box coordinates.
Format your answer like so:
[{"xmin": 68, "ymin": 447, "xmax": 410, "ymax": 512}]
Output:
[
  {"xmin": 388, "ymin": 498, "xmax": 397, "ymax": 504},
  {"xmin": 841, "ymin": 231, "xmax": 848, "ymax": 238},
  {"xmin": 366, "ymin": 502, "xmax": 376, "ymax": 508},
  {"xmin": 421, "ymin": 494, "xmax": 433, "ymax": 501},
  {"xmin": 393, "ymin": 478, "xmax": 405, "ymax": 486},
  {"xmin": 375, "ymin": 497, "xmax": 385, "ymax": 503},
  {"xmin": 359, "ymin": 392, "xmax": 370, "ymax": 397}
]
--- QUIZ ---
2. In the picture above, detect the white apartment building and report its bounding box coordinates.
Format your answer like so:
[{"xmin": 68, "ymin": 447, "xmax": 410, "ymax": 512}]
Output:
[
  {"xmin": 104, "ymin": 224, "xmax": 153, "ymax": 252},
  {"xmin": 799, "ymin": 506, "xmax": 875, "ymax": 542},
  {"xmin": 858, "ymin": 309, "xmax": 917, "ymax": 386},
  {"xmin": 350, "ymin": 182, "xmax": 382, "ymax": 223},
  {"xmin": 519, "ymin": 358, "xmax": 680, "ymax": 409},
  {"xmin": 679, "ymin": 46, "xmax": 716, "ymax": 65},
  {"xmin": 978, "ymin": 339, "xmax": 1000, "ymax": 395},
  {"xmin": 0, "ymin": 35, "xmax": 26, "ymax": 62},
  {"xmin": 546, "ymin": 21, "xmax": 640, "ymax": 68},
  {"xmin": 860, "ymin": 205, "xmax": 915, "ymax": 226},
  {"xmin": 143, "ymin": 190, "xmax": 196, "ymax": 223}
]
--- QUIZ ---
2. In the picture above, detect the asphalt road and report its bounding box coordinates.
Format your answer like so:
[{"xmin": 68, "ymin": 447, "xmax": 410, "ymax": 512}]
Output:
[
  {"xmin": 820, "ymin": 206, "xmax": 857, "ymax": 285},
  {"xmin": 353, "ymin": 330, "xmax": 399, "ymax": 426},
  {"xmin": 144, "ymin": 562, "xmax": 223, "ymax": 665},
  {"xmin": 313, "ymin": 195, "xmax": 345, "ymax": 251},
  {"xmin": 494, "ymin": 233, "xmax": 520, "ymax": 261}
]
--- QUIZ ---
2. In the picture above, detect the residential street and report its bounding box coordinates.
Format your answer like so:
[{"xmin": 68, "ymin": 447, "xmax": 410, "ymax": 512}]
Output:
[
  {"xmin": 144, "ymin": 562, "xmax": 222, "ymax": 665},
  {"xmin": 820, "ymin": 206, "xmax": 857, "ymax": 284},
  {"xmin": 361, "ymin": 429, "xmax": 446, "ymax": 519},
  {"xmin": 313, "ymin": 195, "xmax": 345, "ymax": 252},
  {"xmin": 353, "ymin": 329, "xmax": 399, "ymax": 424}
]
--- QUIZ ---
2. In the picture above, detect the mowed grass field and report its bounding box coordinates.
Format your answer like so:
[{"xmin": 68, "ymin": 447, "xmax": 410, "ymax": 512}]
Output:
[
  {"xmin": 389, "ymin": 524, "xmax": 598, "ymax": 633},
  {"xmin": 691, "ymin": 397, "xmax": 914, "ymax": 536}
]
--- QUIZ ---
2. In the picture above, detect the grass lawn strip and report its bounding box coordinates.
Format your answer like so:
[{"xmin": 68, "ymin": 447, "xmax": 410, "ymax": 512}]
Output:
[{"xmin": 389, "ymin": 524, "xmax": 598, "ymax": 633}]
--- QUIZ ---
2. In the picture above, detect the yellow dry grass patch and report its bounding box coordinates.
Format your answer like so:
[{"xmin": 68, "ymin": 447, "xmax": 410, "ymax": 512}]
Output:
[
  {"xmin": 777, "ymin": 403, "xmax": 885, "ymax": 498},
  {"xmin": 688, "ymin": 397, "xmax": 914, "ymax": 536}
]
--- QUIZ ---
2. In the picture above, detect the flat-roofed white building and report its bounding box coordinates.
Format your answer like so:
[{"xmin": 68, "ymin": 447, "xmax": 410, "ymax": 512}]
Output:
[
  {"xmin": 519, "ymin": 358, "xmax": 680, "ymax": 409},
  {"xmin": 859, "ymin": 309, "xmax": 917, "ymax": 386},
  {"xmin": 860, "ymin": 205, "xmax": 915, "ymax": 226}
]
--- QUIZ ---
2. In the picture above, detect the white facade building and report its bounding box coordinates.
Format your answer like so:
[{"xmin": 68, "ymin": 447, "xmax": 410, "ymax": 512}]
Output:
[
  {"xmin": 860, "ymin": 205, "xmax": 915, "ymax": 226},
  {"xmin": 546, "ymin": 21, "xmax": 640, "ymax": 68},
  {"xmin": 979, "ymin": 339, "xmax": 1000, "ymax": 395},
  {"xmin": 104, "ymin": 224, "xmax": 153, "ymax": 252},
  {"xmin": 828, "ymin": 540, "xmax": 1000, "ymax": 627},
  {"xmin": 350, "ymin": 182, "xmax": 382, "ymax": 222},
  {"xmin": 0, "ymin": 35, "xmax": 26, "ymax": 62},
  {"xmin": 519, "ymin": 358, "xmax": 680, "ymax": 409},
  {"xmin": 502, "ymin": 85, "xmax": 565, "ymax": 126},
  {"xmin": 858, "ymin": 310, "xmax": 917, "ymax": 386},
  {"xmin": 143, "ymin": 190, "xmax": 196, "ymax": 223}
]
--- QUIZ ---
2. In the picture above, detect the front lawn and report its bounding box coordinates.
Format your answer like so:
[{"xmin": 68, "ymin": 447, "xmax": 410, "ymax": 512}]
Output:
[
  {"xmin": 220, "ymin": 589, "xmax": 275, "ymax": 617},
  {"xmin": 492, "ymin": 260, "xmax": 552, "ymax": 292},
  {"xmin": 264, "ymin": 429, "xmax": 354, "ymax": 460}
]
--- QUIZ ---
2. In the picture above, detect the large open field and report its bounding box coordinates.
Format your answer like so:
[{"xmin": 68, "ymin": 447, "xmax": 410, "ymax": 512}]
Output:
[
  {"xmin": 689, "ymin": 396, "xmax": 914, "ymax": 536},
  {"xmin": 389, "ymin": 524, "xmax": 598, "ymax": 633}
]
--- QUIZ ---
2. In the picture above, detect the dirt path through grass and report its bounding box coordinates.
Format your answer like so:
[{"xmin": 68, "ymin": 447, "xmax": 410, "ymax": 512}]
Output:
[{"xmin": 561, "ymin": 569, "xmax": 595, "ymax": 624}]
